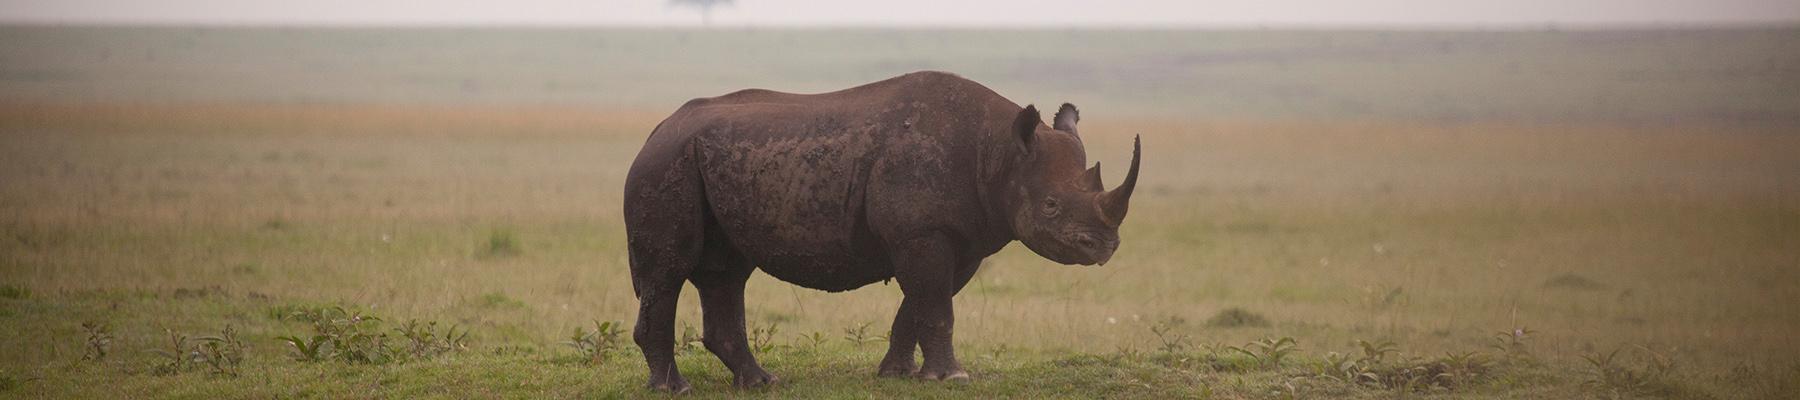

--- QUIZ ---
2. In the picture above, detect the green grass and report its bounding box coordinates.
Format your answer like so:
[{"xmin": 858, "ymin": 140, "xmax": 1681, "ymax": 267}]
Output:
[
  {"xmin": 0, "ymin": 290, "xmax": 1604, "ymax": 399},
  {"xmin": 7, "ymin": 289, "xmax": 1787, "ymax": 398},
  {"xmin": 2, "ymin": 103, "xmax": 1795, "ymax": 398}
]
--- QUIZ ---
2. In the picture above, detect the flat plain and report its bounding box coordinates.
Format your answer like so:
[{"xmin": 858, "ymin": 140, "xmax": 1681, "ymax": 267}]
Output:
[{"xmin": 1, "ymin": 27, "xmax": 1797, "ymax": 398}]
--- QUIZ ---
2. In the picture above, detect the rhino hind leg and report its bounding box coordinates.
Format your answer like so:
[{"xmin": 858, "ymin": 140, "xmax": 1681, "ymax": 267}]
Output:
[
  {"xmin": 628, "ymin": 245, "xmax": 694, "ymax": 393},
  {"xmin": 691, "ymin": 236, "xmax": 780, "ymax": 389},
  {"xmin": 632, "ymin": 285, "xmax": 690, "ymax": 393},
  {"xmin": 877, "ymin": 299, "xmax": 920, "ymax": 377},
  {"xmin": 624, "ymin": 154, "xmax": 707, "ymax": 393}
]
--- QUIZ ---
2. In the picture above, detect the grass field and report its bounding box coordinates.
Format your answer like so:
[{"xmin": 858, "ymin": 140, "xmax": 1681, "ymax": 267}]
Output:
[{"xmin": 2, "ymin": 27, "xmax": 1799, "ymax": 398}]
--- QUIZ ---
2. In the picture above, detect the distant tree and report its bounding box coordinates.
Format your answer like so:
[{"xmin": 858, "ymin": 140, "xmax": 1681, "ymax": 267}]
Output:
[{"xmin": 668, "ymin": 0, "xmax": 733, "ymax": 26}]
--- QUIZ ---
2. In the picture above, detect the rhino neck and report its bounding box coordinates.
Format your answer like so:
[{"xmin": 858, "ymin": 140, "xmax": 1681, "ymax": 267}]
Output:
[{"xmin": 973, "ymin": 122, "xmax": 1026, "ymax": 248}]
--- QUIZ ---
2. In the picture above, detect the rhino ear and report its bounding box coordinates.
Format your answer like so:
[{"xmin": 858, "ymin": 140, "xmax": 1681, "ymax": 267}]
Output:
[
  {"xmin": 1053, "ymin": 103, "xmax": 1079, "ymax": 135},
  {"xmin": 1013, "ymin": 104, "xmax": 1041, "ymax": 148}
]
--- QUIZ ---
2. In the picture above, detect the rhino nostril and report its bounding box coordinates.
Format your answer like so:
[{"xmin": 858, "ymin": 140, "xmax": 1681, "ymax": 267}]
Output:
[{"xmin": 1073, "ymin": 234, "xmax": 1099, "ymax": 249}]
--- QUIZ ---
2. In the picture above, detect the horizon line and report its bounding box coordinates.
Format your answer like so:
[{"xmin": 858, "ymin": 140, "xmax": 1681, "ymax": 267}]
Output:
[{"xmin": 4, "ymin": 20, "xmax": 1799, "ymax": 31}]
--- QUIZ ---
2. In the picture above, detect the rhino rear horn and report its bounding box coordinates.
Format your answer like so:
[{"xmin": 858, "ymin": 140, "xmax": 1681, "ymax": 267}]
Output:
[
  {"xmin": 1081, "ymin": 163, "xmax": 1104, "ymax": 192},
  {"xmin": 1099, "ymin": 135, "xmax": 1140, "ymax": 226}
]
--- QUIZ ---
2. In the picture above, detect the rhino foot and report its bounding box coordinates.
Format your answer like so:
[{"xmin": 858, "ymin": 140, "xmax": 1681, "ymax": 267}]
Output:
[
  {"xmin": 734, "ymin": 370, "xmax": 781, "ymax": 389},
  {"xmin": 648, "ymin": 377, "xmax": 693, "ymax": 394},
  {"xmin": 915, "ymin": 367, "xmax": 970, "ymax": 381},
  {"xmin": 877, "ymin": 362, "xmax": 918, "ymax": 378}
]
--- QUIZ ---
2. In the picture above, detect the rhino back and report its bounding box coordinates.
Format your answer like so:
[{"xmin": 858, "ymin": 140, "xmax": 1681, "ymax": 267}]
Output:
[{"xmin": 641, "ymin": 72, "xmax": 1015, "ymax": 291}]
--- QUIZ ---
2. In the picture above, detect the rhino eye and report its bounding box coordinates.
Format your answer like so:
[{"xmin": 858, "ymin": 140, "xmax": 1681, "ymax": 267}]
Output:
[{"xmin": 1040, "ymin": 197, "xmax": 1060, "ymax": 217}]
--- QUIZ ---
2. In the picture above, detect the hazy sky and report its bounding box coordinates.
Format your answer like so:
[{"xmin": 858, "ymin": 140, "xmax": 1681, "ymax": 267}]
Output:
[{"xmin": 2, "ymin": 0, "xmax": 1797, "ymax": 27}]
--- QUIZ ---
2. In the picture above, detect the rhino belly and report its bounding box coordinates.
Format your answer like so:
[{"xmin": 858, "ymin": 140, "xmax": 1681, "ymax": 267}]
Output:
[
  {"xmin": 745, "ymin": 247, "xmax": 894, "ymax": 292},
  {"xmin": 703, "ymin": 202, "xmax": 891, "ymax": 291}
]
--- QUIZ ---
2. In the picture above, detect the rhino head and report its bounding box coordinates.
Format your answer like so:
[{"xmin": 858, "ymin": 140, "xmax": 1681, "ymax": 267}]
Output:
[{"xmin": 1006, "ymin": 103, "xmax": 1140, "ymax": 266}]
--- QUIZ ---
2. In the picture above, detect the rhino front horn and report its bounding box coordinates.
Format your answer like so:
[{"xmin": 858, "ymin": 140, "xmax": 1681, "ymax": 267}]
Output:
[{"xmin": 1100, "ymin": 135, "xmax": 1140, "ymax": 227}]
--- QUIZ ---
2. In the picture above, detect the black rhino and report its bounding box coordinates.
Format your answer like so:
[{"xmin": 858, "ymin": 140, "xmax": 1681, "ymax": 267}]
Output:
[{"xmin": 622, "ymin": 71, "xmax": 1141, "ymax": 392}]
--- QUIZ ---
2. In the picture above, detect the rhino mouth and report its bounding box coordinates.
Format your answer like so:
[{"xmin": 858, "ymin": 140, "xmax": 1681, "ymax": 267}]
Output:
[{"xmin": 1031, "ymin": 230, "xmax": 1118, "ymax": 266}]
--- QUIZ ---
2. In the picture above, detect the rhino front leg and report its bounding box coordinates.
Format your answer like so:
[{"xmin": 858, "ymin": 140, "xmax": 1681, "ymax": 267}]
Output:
[
  {"xmin": 880, "ymin": 256, "xmax": 982, "ymax": 378},
  {"xmin": 888, "ymin": 234, "xmax": 968, "ymax": 381}
]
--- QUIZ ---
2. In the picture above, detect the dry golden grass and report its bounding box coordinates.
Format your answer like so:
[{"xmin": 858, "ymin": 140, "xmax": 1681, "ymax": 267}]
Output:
[{"xmin": 3, "ymin": 102, "xmax": 1797, "ymax": 396}]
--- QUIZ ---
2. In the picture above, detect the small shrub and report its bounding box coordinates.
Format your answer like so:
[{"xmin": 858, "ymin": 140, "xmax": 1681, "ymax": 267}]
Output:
[
  {"xmin": 1490, "ymin": 327, "xmax": 1538, "ymax": 366},
  {"xmin": 1318, "ymin": 351, "xmax": 1361, "ymax": 382},
  {"xmin": 1435, "ymin": 351, "xmax": 1495, "ymax": 388},
  {"xmin": 1226, "ymin": 337, "xmax": 1298, "ymax": 368},
  {"xmin": 479, "ymin": 229, "xmax": 521, "ymax": 259},
  {"xmin": 394, "ymin": 319, "xmax": 469, "ymax": 359},
  {"xmin": 276, "ymin": 334, "xmax": 330, "ymax": 362},
  {"xmin": 81, "ymin": 321, "xmax": 113, "ymax": 361},
  {"xmin": 274, "ymin": 305, "xmax": 462, "ymax": 365},
  {"xmin": 1356, "ymin": 339, "xmax": 1399, "ymax": 364},
  {"xmin": 985, "ymin": 344, "xmax": 1013, "ymax": 361},
  {"xmin": 266, "ymin": 303, "xmax": 331, "ymax": 321},
  {"xmin": 1149, "ymin": 316, "xmax": 1192, "ymax": 354},
  {"xmin": 749, "ymin": 320, "xmax": 780, "ymax": 354},
  {"xmin": 1205, "ymin": 308, "xmax": 1270, "ymax": 328},
  {"xmin": 193, "ymin": 325, "xmax": 247, "ymax": 376},
  {"xmin": 0, "ymin": 285, "xmax": 28, "ymax": 300},
  {"xmin": 797, "ymin": 331, "xmax": 829, "ymax": 349},
  {"xmin": 1582, "ymin": 345, "xmax": 1677, "ymax": 397},
  {"xmin": 564, "ymin": 320, "xmax": 625, "ymax": 365},
  {"xmin": 678, "ymin": 324, "xmax": 704, "ymax": 353},
  {"xmin": 147, "ymin": 329, "xmax": 193, "ymax": 376},
  {"xmin": 1315, "ymin": 339, "xmax": 1495, "ymax": 393},
  {"xmin": 1364, "ymin": 355, "xmax": 1485, "ymax": 393},
  {"xmin": 0, "ymin": 370, "xmax": 17, "ymax": 391},
  {"xmin": 842, "ymin": 322, "xmax": 882, "ymax": 347},
  {"xmin": 320, "ymin": 317, "xmax": 390, "ymax": 363}
]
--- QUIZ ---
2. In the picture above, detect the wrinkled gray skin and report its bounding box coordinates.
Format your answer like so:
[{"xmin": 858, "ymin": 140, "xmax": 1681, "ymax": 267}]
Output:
[{"xmin": 622, "ymin": 71, "xmax": 1141, "ymax": 392}]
